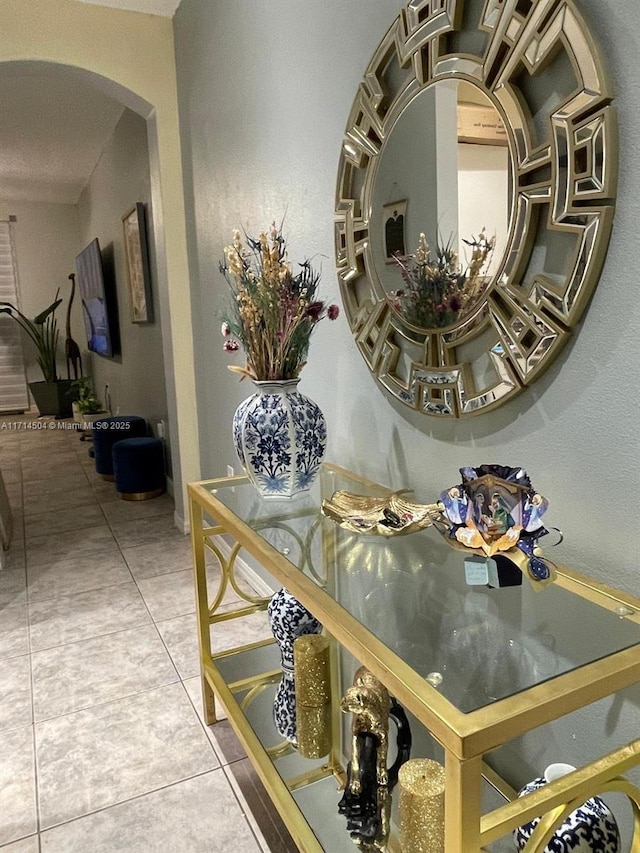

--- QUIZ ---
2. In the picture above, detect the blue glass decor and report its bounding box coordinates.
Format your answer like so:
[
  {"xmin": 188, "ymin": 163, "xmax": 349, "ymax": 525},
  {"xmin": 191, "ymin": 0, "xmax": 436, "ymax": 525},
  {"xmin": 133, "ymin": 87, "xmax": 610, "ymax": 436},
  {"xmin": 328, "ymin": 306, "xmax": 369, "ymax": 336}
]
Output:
[
  {"xmin": 233, "ymin": 379, "xmax": 326, "ymax": 499},
  {"xmin": 439, "ymin": 465, "xmax": 555, "ymax": 583},
  {"xmin": 267, "ymin": 588, "xmax": 322, "ymax": 743},
  {"xmin": 514, "ymin": 764, "xmax": 620, "ymax": 853}
]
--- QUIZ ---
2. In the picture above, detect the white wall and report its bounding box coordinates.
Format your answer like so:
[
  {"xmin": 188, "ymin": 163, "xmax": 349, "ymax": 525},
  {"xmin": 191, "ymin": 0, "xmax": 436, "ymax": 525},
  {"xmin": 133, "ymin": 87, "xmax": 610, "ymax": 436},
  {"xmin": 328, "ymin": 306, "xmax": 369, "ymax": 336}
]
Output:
[
  {"xmin": 0, "ymin": 201, "xmax": 82, "ymax": 386},
  {"xmin": 77, "ymin": 108, "xmax": 168, "ymax": 431},
  {"xmin": 458, "ymin": 143, "xmax": 508, "ymax": 276},
  {"xmin": 173, "ymin": 0, "xmax": 640, "ymax": 823}
]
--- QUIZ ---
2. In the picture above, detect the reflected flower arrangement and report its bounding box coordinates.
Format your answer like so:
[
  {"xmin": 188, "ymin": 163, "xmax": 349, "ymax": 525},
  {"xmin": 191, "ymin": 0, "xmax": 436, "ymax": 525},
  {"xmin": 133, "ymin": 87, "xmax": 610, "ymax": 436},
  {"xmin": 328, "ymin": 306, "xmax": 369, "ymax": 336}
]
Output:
[
  {"xmin": 387, "ymin": 230, "xmax": 495, "ymax": 329},
  {"xmin": 439, "ymin": 465, "xmax": 553, "ymax": 581}
]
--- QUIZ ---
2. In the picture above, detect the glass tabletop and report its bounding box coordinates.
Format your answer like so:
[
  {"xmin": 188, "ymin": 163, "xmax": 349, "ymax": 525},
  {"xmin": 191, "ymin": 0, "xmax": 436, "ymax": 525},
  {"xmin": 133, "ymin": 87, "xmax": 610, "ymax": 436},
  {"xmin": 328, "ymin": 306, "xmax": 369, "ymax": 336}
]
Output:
[{"xmin": 203, "ymin": 466, "xmax": 640, "ymax": 714}]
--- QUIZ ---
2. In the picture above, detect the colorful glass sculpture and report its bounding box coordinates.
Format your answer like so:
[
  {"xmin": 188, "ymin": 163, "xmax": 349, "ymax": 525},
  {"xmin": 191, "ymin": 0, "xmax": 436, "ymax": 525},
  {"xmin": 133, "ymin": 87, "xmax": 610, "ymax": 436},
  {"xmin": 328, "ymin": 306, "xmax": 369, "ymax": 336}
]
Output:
[{"xmin": 439, "ymin": 465, "xmax": 553, "ymax": 582}]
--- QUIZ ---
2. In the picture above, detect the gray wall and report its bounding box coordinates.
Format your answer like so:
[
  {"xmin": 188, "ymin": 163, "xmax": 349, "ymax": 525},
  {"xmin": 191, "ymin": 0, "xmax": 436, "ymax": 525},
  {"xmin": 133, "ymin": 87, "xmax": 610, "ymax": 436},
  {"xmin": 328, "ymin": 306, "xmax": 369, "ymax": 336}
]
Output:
[
  {"xmin": 77, "ymin": 108, "xmax": 168, "ymax": 434},
  {"xmin": 173, "ymin": 0, "xmax": 639, "ymax": 836},
  {"xmin": 173, "ymin": 0, "xmax": 639, "ymax": 588}
]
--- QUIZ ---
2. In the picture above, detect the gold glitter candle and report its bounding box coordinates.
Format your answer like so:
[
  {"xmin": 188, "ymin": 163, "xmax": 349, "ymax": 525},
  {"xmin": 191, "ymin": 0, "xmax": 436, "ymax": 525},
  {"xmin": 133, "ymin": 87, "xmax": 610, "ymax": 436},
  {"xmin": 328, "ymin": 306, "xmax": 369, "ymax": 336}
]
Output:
[
  {"xmin": 293, "ymin": 635, "xmax": 331, "ymax": 706},
  {"xmin": 295, "ymin": 703, "xmax": 332, "ymax": 759},
  {"xmin": 398, "ymin": 759, "xmax": 445, "ymax": 853},
  {"xmin": 293, "ymin": 635, "xmax": 332, "ymax": 759}
]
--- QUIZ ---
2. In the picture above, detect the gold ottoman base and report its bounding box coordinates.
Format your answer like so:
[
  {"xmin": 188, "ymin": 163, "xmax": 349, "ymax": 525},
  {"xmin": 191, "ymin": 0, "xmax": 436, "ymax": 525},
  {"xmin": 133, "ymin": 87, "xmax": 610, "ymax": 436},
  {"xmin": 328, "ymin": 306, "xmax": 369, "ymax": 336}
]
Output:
[{"xmin": 118, "ymin": 488, "xmax": 165, "ymax": 502}]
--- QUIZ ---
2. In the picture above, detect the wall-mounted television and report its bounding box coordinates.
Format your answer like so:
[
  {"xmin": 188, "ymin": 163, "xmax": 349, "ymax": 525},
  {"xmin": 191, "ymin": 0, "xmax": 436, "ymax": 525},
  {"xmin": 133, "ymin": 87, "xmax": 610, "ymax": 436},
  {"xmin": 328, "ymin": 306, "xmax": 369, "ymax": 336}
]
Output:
[{"xmin": 75, "ymin": 237, "xmax": 120, "ymax": 358}]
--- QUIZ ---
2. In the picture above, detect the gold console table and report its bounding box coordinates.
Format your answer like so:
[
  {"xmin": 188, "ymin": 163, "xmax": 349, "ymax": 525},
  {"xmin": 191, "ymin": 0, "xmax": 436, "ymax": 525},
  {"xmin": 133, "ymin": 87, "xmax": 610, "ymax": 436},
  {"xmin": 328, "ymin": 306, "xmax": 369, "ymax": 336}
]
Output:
[{"xmin": 188, "ymin": 464, "xmax": 640, "ymax": 852}]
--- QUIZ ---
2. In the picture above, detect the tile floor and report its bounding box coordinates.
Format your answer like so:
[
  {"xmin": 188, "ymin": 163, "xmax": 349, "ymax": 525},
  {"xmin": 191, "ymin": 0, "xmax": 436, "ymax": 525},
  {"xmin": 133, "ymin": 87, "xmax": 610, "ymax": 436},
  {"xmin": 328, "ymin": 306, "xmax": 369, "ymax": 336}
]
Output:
[{"xmin": 0, "ymin": 415, "xmax": 297, "ymax": 852}]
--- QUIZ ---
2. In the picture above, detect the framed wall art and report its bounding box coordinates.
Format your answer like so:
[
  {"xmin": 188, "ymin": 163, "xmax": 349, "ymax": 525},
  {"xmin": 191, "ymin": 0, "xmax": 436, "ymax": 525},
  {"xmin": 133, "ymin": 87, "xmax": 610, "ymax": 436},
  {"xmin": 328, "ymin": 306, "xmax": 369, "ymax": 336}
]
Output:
[{"xmin": 122, "ymin": 202, "xmax": 153, "ymax": 323}]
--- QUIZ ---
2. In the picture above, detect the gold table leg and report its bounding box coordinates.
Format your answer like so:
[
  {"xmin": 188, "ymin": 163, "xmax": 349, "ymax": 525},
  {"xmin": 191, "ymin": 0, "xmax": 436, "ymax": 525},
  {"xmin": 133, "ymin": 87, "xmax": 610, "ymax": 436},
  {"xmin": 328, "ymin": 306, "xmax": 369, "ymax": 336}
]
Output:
[
  {"xmin": 190, "ymin": 494, "xmax": 217, "ymax": 725},
  {"xmin": 445, "ymin": 751, "xmax": 483, "ymax": 852}
]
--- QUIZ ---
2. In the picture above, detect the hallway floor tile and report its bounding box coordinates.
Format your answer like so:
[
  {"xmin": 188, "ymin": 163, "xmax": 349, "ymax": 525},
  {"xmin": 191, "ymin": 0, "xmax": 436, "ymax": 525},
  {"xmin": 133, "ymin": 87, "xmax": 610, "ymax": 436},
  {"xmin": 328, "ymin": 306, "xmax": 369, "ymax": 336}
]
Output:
[{"xmin": 0, "ymin": 414, "xmax": 297, "ymax": 852}]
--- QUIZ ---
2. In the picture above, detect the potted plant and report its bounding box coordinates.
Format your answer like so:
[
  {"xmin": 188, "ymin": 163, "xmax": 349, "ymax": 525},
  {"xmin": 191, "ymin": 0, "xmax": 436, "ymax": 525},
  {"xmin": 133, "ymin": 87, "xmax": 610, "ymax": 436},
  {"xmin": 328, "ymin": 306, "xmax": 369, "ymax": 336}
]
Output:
[
  {"xmin": 0, "ymin": 290, "xmax": 76, "ymax": 418},
  {"xmin": 70, "ymin": 377, "xmax": 107, "ymax": 429}
]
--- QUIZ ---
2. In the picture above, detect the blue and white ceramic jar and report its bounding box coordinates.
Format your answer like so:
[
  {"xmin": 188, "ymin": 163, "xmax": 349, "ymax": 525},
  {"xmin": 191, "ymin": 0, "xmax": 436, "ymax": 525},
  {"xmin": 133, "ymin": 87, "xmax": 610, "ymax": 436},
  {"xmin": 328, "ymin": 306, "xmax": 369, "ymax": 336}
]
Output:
[
  {"xmin": 267, "ymin": 588, "xmax": 322, "ymax": 743},
  {"xmin": 232, "ymin": 379, "xmax": 326, "ymax": 499},
  {"xmin": 514, "ymin": 764, "xmax": 620, "ymax": 853}
]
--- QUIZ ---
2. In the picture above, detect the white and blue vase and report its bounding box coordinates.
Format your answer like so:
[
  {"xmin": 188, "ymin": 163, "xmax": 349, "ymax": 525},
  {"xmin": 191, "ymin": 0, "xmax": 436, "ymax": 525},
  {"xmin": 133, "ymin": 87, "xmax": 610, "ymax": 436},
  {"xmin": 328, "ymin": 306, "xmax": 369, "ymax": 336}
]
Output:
[
  {"xmin": 267, "ymin": 588, "xmax": 322, "ymax": 743},
  {"xmin": 232, "ymin": 379, "xmax": 326, "ymax": 499},
  {"xmin": 514, "ymin": 764, "xmax": 620, "ymax": 853}
]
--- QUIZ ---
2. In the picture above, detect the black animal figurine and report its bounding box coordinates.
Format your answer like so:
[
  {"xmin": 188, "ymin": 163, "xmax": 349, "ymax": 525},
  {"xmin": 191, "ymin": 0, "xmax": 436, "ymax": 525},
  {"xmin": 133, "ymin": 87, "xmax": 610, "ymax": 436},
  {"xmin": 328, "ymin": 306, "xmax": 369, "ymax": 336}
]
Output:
[{"xmin": 339, "ymin": 667, "xmax": 412, "ymax": 850}]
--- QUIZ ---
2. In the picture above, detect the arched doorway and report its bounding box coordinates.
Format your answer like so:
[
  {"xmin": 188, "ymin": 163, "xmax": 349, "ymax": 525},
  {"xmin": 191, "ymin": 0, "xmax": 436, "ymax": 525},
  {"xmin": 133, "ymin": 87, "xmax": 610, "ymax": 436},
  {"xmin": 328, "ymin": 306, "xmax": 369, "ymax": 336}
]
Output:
[{"xmin": 0, "ymin": 0, "xmax": 200, "ymax": 528}]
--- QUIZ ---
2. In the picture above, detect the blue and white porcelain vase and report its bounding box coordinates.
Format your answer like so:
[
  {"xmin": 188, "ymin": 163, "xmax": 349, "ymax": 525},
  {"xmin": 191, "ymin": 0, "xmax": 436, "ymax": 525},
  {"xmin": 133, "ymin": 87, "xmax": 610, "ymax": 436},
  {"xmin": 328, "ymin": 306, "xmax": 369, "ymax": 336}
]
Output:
[
  {"xmin": 513, "ymin": 764, "xmax": 620, "ymax": 853},
  {"xmin": 267, "ymin": 588, "xmax": 322, "ymax": 743},
  {"xmin": 232, "ymin": 379, "xmax": 326, "ymax": 499}
]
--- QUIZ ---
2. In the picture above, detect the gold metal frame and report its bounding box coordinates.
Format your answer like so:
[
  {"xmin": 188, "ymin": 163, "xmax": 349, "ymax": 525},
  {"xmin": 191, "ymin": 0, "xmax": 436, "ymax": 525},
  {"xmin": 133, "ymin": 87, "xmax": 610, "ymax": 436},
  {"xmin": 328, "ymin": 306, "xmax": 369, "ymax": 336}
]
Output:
[
  {"xmin": 335, "ymin": 0, "xmax": 617, "ymax": 417},
  {"xmin": 189, "ymin": 487, "xmax": 344, "ymax": 852},
  {"xmin": 189, "ymin": 465, "xmax": 639, "ymax": 852}
]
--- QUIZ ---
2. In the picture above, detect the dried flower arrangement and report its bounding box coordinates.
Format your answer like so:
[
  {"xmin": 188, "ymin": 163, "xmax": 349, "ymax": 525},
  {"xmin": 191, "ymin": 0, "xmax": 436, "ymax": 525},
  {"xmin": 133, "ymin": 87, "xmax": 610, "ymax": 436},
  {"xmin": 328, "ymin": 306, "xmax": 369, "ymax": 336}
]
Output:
[
  {"xmin": 219, "ymin": 223, "xmax": 339, "ymax": 381},
  {"xmin": 387, "ymin": 230, "xmax": 495, "ymax": 329}
]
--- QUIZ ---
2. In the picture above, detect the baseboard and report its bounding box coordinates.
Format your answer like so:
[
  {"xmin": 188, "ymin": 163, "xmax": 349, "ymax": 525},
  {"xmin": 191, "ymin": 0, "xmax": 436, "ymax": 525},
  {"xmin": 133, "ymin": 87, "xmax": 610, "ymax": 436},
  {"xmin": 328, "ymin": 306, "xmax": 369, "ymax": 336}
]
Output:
[
  {"xmin": 213, "ymin": 535, "xmax": 276, "ymax": 598},
  {"xmin": 165, "ymin": 475, "xmax": 174, "ymax": 499},
  {"xmin": 166, "ymin": 478, "xmax": 190, "ymax": 535},
  {"xmin": 174, "ymin": 508, "xmax": 189, "ymax": 535}
]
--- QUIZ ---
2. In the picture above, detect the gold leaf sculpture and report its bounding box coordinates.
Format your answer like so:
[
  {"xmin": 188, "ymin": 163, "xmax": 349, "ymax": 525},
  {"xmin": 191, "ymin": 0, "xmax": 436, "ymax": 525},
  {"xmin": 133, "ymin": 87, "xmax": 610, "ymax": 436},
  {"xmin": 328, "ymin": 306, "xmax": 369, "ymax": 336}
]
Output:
[{"xmin": 321, "ymin": 490, "xmax": 443, "ymax": 537}]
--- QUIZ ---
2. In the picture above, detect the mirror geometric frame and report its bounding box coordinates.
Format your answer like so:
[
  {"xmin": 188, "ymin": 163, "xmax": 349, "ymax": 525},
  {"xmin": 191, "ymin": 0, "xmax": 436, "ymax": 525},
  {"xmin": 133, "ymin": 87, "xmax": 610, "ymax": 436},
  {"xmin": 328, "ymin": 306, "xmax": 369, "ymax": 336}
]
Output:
[{"xmin": 335, "ymin": 0, "xmax": 617, "ymax": 417}]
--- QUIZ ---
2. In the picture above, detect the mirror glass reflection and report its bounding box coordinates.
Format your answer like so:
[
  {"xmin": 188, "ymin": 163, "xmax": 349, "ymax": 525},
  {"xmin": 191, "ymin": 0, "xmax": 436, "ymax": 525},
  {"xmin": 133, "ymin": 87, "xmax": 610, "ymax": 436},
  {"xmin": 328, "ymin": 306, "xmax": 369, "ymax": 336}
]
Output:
[{"xmin": 370, "ymin": 79, "xmax": 512, "ymax": 330}]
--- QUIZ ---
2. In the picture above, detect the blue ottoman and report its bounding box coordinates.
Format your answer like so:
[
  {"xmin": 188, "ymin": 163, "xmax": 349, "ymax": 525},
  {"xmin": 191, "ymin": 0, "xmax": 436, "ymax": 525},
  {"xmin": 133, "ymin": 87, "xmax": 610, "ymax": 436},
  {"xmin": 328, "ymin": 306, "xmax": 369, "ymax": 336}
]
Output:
[
  {"xmin": 92, "ymin": 416, "xmax": 147, "ymax": 481},
  {"xmin": 112, "ymin": 437, "xmax": 165, "ymax": 501}
]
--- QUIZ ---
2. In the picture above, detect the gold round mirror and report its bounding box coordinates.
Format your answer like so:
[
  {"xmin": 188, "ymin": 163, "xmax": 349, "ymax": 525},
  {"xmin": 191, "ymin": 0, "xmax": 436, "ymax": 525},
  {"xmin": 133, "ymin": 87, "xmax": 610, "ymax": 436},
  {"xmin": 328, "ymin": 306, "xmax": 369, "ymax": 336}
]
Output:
[{"xmin": 335, "ymin": 0, "xmax": 617, "ymax": 417}]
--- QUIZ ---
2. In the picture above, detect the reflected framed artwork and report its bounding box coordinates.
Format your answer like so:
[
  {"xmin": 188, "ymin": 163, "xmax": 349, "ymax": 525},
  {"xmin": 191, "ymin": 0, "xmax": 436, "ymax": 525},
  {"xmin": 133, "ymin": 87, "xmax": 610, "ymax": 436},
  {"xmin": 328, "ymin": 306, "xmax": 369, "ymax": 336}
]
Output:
[
  {"xmin": 122, "ymin": 202, "xmax": 153, "ymax": 323},
  {"xmin": 382, "ymin": 199, "xmax": 407, "ymax": 263}
]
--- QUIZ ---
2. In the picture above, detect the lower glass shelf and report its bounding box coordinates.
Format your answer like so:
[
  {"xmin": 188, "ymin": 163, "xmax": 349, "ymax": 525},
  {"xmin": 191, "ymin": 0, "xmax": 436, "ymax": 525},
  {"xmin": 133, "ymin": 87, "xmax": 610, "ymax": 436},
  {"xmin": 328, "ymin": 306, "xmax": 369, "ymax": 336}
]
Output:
[{"xmin": 210, "ymin": 637, "xmax": 518, "ymax": 853}]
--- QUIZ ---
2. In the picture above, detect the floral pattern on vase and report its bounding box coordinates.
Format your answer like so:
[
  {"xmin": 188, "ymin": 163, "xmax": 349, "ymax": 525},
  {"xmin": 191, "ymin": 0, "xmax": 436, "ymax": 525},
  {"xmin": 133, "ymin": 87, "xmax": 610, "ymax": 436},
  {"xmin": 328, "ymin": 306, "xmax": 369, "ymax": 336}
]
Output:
[
  {"xmin": 513, "ymin": 764, "xmax": 620, "ymax": 853},
  {"xmin": 233, "ymin": 379, "xmax": 326, "ymax": 499},
  {"xmin": 267, "ymin": 588, "xmax": 322, "ymax": 743}
]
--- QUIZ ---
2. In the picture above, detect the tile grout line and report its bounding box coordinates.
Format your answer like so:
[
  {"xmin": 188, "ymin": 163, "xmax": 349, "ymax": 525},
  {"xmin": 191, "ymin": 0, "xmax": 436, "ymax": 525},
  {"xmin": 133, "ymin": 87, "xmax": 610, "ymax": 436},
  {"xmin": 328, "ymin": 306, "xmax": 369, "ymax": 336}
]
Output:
[
  {"xmin": 178, "ymin": 679, "xmax": 230, "ymax": 764},
  {"xmin": 98, "ymin": 490, "xmax": 199, "ymax": 697},
  {"xmin": 21, "ymin": 429, "xmax": 110, "ymax": 849},
  {"xmin": 3, "ymin": 420, "xmax": 280, "ymax": 851},
  {"xmin": 37, "ymin": 767, "xmax": 226, "ymax": 838},
  {"xmin": 221, "ymin": 762, "xmax": 274, "ymax": 853},
  {"xmin": 16, "ymin": 441, "xmax": 42, "ymax": 850}
]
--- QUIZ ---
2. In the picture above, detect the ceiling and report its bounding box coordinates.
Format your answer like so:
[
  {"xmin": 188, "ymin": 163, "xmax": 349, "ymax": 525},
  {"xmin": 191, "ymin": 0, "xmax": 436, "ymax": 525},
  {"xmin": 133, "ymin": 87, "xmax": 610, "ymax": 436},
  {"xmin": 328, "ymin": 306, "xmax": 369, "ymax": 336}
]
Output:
[
  {"xmin": 76, "ymin": 0, "xmax": 181, "ymax": 15},
  {"xmin": 0, "ymin": 0, "xmax": 181, "ymax": 206},
  {"xmin": 0, "ymin": 64, "xmax": 125, "ymax": 205}
]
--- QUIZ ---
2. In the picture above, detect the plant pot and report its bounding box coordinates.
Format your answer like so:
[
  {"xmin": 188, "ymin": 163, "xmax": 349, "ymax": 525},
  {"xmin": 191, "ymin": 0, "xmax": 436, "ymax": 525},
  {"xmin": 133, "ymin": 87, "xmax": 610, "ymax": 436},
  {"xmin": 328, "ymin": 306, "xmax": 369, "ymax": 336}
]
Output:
[
  {"xmin": 232, "ymin": 379, "xmax": 326, "ymax": 499},
  {"xmin": 28, "ymin": 380, "xmax": 76, "ymax": 419},
  {"xmin": 80, "ymin": 411, "xmax": 108, "ymax": 428},
  {"xmin": 72, "ymin": 406, "xmax": 108, "ymax": 430}
]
